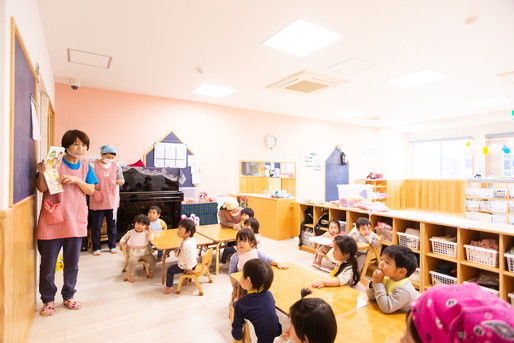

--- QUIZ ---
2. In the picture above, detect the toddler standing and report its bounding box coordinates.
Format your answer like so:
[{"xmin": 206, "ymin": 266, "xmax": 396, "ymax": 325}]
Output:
[{"xmin": 119, "ymin": 214, "xmax": 156, "ymax": 283}]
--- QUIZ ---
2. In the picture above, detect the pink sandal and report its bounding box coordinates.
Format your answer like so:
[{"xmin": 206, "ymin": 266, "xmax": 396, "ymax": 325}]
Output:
[
  {"xmin": 63, "ymin": 299, "xmax": 81, "ymax": 310},
  {"xmin": 39, "ymin": 302, "xmax": 56, "ymax": 316}
]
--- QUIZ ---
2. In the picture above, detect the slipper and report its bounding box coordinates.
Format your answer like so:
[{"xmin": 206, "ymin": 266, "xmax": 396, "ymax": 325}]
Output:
[
  {"xmin": 63, "ymin": 299, "xmax": 81, "ymax": 310},
  {"xmin": 39, "ymin": 302, "xmax": 56, "ymax": 316}
]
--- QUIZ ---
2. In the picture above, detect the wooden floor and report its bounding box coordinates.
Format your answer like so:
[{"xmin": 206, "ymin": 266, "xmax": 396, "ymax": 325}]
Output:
[{"xmin": 28, "ymin": 236, "xmax": 324, "ymax": 343}]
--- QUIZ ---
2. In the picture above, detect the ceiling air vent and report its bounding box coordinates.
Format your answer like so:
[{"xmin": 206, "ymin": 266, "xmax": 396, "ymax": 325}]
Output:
[{"xmin": 267, "ymin": 71, "xmax": 345, "ymax": 93}]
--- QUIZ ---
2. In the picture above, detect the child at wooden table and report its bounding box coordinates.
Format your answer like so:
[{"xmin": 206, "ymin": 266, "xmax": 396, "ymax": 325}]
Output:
[
  {"xmin": 276, "ymin": 289, "xmax": 337, "ymax": 343},
  {"xmin": 232, "ymin": 259, "xmax": 282, "ymax": 343},
  {"xmin": 163, "ymin": 219, "xmax": 197, "ymax": 294},
  {"xmin": 119, "ymin": 214, "xmax": 156, "ymax": 283},
  {"xmin": 312, "ymin": 219, "xmax": 343, "ymax": 267},
  {"xmin": 367, "ymin": 245, "xmax": 419, "ymax": 313},
  {"xmin": 402, "ymin": 283, "xmax": 514, "ymax": 343},
  {"xmin": 311, "ymin": 235, "xmax": 360, "ymax": 289},
  {"xmin": 349, "ymin": 217, "xmax": 381, "ymax": 272}
]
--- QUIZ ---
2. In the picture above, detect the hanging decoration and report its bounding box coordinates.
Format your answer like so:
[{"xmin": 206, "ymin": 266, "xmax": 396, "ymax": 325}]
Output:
[
  {"xmin": 482, "ymin": 146, "xmax": 489, "ymax": 155},
  {"xmin": 502, "ymin": 145, "xmax": 511, "ymax": 154},
  {"xmin": 465, "ymin": 141, "xmax": 472, "ymax": 147}
]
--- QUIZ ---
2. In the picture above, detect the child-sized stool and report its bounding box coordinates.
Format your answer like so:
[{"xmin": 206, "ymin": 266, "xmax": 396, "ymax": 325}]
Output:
[
  {"xmin": 176, "ymin": 248, "xmax": 214, "ymax": 296},
  {"xmin": 120, "ymin": 245, "xmax": 151, "ymax": 278}
]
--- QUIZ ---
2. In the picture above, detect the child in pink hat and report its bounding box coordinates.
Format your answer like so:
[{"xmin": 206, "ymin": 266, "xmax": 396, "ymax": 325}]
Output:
[{"xmin": 402, "ymin": 283, "xmax": 514, "ymax": 343}]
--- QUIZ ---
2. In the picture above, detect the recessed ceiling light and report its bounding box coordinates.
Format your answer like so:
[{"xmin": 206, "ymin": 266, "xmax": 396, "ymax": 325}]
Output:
[
  {"xmin": 466, "ymin": 97, "xmax": 511, "ymax": 108},
  {"xmin": 388, "ymin": 69, "xmax": 447, "ymax": 87},
  {"xmin": 262, "ymin": 19, "xmax": 341, "ymax": 57},
  {"xmin": 332, "ymin": 110, "xmax": 363, "ymax": 118},
  {"xmin": 191, "ymin": 84, "xmax": 235, "ymax": 97}
]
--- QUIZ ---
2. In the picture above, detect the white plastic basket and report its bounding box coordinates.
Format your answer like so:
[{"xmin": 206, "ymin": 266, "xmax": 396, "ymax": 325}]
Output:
[
  {"xmin": 466, "ymin": 200, "xmax": 479, "ymax": 210},
  {"xmin": 464, "ymin": 280, "xmax": 500, "ymax": 297},
  {"xmin": 430, "ymin": 237, "xmax": 457, "ymax": 258},
  {"xmin": 491, "ymin": 200, "xmax": 508, "ymax": 213},
  {"xmin": 464, "ymin": 245, "xmax": 499, "ymax": 267},
  {"xmin": 409, "ymin": 267, "xmax": 420, "ymax": 283},
  {"xmin": 505, "ymin": 253, "xmax": 514, "ymax": 272},
  {"xmin": 397, "ymin": 232, "xmax": 420, "ymax": 251},
  {"xmin": 509, "ymin": 201, "xmax": 514, "ymax": 212},
  {"xmin": 479, "ymin": 200, "xmax": 491, "ymax": 211},
  {"xmin": 465, "ymin": 212, "xmax": 479, "ymax": 221},
  {"xmin": 429, "ymin": 271, "xmax": 457, "ymax": 286},
  {"xmin": 509, "ymin": 293, "xmax": 514, "ymax": 306}
]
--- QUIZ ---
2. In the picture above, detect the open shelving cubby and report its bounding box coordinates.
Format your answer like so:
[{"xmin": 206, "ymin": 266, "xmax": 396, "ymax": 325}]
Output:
[{"xmin": 329, "ymin": 208, "xmax": 347, "ymax": 232}]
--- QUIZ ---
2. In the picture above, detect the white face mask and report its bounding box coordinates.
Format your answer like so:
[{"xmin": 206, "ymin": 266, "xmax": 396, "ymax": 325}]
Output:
[
  {"xmin": 102, "ymin": 158, "xmax": 114, "ymax": 165},
  {"xmin": 66, "ymin": 150, "xmax": 82, "ymax": 159}
]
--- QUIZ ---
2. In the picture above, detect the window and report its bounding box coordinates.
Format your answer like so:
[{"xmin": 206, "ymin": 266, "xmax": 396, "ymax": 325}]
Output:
[
  {"xmin": 409, "ymin": 138, "xmax": 472, "ymax": 179},
  {"xmin": 485, "ymin": 134, "xmax": 514, "ymax": 178}
]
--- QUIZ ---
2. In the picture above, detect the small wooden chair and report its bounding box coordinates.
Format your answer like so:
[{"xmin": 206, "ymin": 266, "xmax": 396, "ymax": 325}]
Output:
[
  {"xmin": 229, "ymin": 303, "xmax": 252, "ymax": 343},
  {"xmin": 120, "ymin": 245, "xmax": 151, "ymax": 278},
  {"xmin": 176, "ymin": 248, "xmax": 214, "ymax": 296},
  {"xmin": 360, "ymin": 244, "xmax": 382, "ymax": 285}
]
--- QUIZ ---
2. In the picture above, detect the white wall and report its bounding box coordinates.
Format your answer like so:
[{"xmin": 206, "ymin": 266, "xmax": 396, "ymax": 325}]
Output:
[{"xmin": 0, "ymin": 0, "xmax": 54, "ymax": 209}]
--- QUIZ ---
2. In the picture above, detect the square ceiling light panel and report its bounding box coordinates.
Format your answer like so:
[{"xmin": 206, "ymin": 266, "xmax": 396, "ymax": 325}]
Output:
[
  {"xmin": 67, "ymin": 49, "xmax": 112, "ymax": 68},
  {"xmin": 388, "ymin": 69, "xmax": 447, "ymax": 87},
  {"xmin": 262, "ymin": 19, "xmax": 341, "ymax": 57},
  {"xmin": 466, "ymin": 97, "xmax": 511, "ymax": 108},
  {"xmin": 329, "ymin": 58, "xmax": 375, "ymax": 75},
  {"xmin": 191, "ymin": 83, "xmax": 236, "ymax": 97}
]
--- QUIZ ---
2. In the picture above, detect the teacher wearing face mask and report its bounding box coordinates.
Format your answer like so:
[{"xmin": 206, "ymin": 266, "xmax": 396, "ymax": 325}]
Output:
[{"xmin": 89, "ymin": 144, "xmax": 125, "ymax": 256}]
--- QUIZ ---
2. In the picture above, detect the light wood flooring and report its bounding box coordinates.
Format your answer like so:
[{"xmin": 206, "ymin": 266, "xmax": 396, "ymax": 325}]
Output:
[{"xmin": 28, "ymin": 236, "xmax": 325, "ymax": 343}]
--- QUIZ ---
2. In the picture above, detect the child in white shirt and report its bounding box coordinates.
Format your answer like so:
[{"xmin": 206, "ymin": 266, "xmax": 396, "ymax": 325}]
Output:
[
  {"xmin": 119, "ymin": 214, "xmax": 156, "ymax": 283},
  {"xmin": 163, "ymin": 219, "xmax": 197, "ymax": 294},
  {"xmin": 349, "ymin": 217, "xmax": 381, "ymax": 272}
]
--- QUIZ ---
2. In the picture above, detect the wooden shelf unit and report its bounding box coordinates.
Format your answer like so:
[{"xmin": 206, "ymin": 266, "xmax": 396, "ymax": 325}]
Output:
[
  {"xmin": 465, "ymin": 179, "xmax": 514, "ymax": 225},
  {"xmin": 355, "ymin": 179, "xmax": 388, "ymax": 202},
  {"xmin": 240, "ymin": 161, "xmax": 296, "ymax": 196},
  {"xmin": 295, "ymin": 201, "xmax": 514, "ymax": 302}
]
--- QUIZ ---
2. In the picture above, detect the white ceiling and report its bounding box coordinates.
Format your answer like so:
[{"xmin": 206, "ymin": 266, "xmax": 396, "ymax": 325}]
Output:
[{"xmin": 37, "ymin": 0, "xmax": 514, "ymax": 130}]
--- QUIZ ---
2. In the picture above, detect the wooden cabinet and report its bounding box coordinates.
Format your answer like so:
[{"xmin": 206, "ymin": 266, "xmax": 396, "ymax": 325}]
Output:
[
  {"xmin": 295, "ymin": 202, "xmax": 513, "ymax": 298},
  {"xmin": 239, "ymin": 161, "xmax": 296, "ymax": 196}
]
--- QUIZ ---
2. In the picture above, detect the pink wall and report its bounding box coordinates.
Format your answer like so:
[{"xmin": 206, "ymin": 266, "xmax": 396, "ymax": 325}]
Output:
[{"xmin": 55, "ymin": 83, "xmax": 378, "ymax": 200}]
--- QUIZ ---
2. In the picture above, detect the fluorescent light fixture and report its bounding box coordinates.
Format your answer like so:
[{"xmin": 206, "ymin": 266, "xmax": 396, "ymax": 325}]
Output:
[
  {"xmin": 467, "ymin": 97, "xmax": 511, "ymax": 108},
  {"xmin": 262, "ymin": 19, "xmax": 341, "ymax": 57},
  {"xmin": 191, "ymin": 84, "xmax": 235, "ymax": 97},
  {"xmin": 388, "ymin": 69, "xmax": 447, "ymax": 87},
  {"xmin": 332, "ymin": 110, "xmax": 363, "ymax": 118}
]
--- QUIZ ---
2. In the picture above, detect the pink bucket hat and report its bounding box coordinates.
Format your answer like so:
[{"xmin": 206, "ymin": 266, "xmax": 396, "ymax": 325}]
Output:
[{"xmin": 410, "ymin": 283, "xmax": 514, "ymax": 343}]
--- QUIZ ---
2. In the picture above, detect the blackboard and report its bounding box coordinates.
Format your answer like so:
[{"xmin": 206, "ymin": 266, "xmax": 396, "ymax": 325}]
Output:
[
  {"xmin": 11, "ymin": 26, "xmax": 37, "ymax": 204},
  {"xmin": 325, "ymin": 148, "xmax": 349, "ymax": 201}
]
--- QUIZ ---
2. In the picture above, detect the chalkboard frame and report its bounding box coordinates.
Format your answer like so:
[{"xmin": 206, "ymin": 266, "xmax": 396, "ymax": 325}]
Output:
[{"xmin": 9, "ymin": 18, "xmax": 39, "ymax": 206}]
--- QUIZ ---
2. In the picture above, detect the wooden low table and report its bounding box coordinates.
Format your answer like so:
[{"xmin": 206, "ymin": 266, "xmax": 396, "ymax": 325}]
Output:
[
  {"xmin": 196, "ymin": 224, "xmax": 238, "ymax": 274},
  {"xmin": 151, "ymin": 229, "xmax": 214, "ymax": 284},
  {"xmin": 231, "ymin": 263, "xmax": 406, "ymax": 343},
  {"xmin": 335, "ymin": 302, "xmax": 406, "ymax": 343}
]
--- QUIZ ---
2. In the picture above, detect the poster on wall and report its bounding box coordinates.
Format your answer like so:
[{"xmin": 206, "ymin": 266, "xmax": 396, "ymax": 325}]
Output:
[
  {"xmin": 304, "ymin": 152, "xmax": 321, "ymax": 173},
  {"xmin": 154, "ymin": 142, "xmax": 187, "ymax": 168}
]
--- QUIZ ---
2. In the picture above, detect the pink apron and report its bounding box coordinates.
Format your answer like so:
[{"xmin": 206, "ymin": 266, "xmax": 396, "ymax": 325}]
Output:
[
  {"xmin": 89, "ymin": 160, "xmax": 117, "ymax": 210},
  {"xmin": 37, "ymin": 159, "xmax": 89, "ymax": 239}
]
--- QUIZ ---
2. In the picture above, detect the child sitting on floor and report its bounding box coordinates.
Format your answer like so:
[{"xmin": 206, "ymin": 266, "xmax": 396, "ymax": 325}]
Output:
[
  {"xmin": 119, "ymin": 214, "xmax": 156, "ymax": 283},
  {"xmin": 231, "ymin": 259, "xmax": 282, "ymax": 342},
  {"xmin": 403, "ymin": 283, "xmax": 514, "ymax": 343},
  {"xmin": 276, "ymin": 289, "xmax": 337, "ymax": 343},
  {"xmin": 163, "ymin": 219, "xmax": 197, "ymax": 294},
  {"xmin": 311, "ymin": 236, "xmax": 360, "ymax": 289},
  {"xmin": 313, "ymin": 219, "xmax": 343, "ymax": 267},
  {"xmin": 367, "ymin": 245, "xmax": 419, "ymax": 313},
  {"xmin": 349, "ymin": 217, "xmax": 381, "ymax": 272}
]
